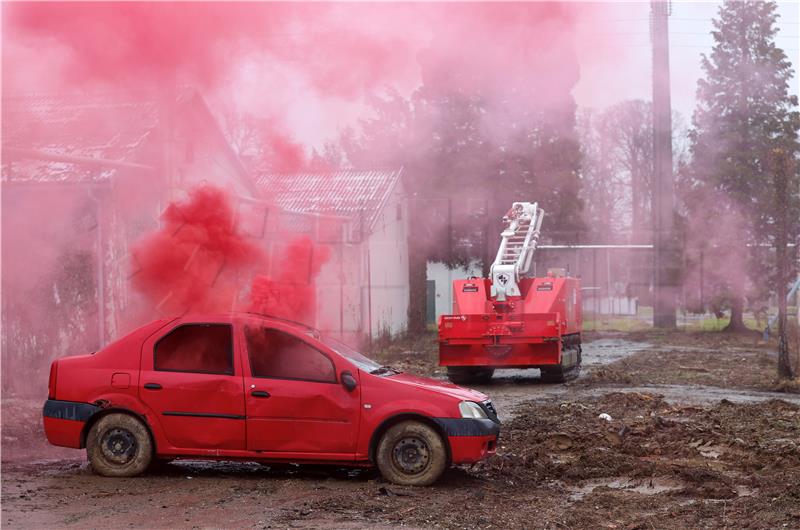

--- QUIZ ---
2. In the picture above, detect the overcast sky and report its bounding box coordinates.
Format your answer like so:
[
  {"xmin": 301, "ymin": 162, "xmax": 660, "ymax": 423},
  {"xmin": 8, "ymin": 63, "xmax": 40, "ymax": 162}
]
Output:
[{"xmin": 572, "ymin": 0, "xmax": 800, "ymax": 122}]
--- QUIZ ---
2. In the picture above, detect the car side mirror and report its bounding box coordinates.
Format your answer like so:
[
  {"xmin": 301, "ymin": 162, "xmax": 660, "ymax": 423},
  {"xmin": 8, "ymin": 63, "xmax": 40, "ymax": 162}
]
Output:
[{"xmin": 341, "ymin": 371, "xmax": 357, "ymax": 392}]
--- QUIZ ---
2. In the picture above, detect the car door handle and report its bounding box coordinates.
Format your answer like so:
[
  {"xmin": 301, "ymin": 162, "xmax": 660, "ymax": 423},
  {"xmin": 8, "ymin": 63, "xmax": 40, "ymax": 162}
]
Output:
[
  {"xmin": 144, "ymin": 383, "xmax": 162, "ymax": 390},
  {"xmin": 251, "ymin": 390, "xmax": 271, "ymax": 398}
]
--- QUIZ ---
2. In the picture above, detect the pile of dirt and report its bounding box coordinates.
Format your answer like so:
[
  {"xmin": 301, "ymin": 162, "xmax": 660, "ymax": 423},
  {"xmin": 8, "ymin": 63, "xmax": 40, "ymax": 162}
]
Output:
[
  {"xmin": 297, "ymin": 393, "xmax": 800, "ymax": 529},
  {"xmin": 481, "ymin": 392, "xmax": 798, "ymax": 478},
  {"xmin": 466, "ymin": 392, "xmax": 800, "ymax": 528},
  {"xmin": 583, "ymin": 343, "xmax": 799, "ymax": 394}
]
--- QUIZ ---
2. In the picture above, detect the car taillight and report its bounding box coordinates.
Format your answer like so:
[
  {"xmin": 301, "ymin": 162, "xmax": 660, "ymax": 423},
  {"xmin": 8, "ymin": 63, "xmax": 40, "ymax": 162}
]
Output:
[{"xmin": 48, "ymin": 361, "xmax": 58, "ymax": 399}]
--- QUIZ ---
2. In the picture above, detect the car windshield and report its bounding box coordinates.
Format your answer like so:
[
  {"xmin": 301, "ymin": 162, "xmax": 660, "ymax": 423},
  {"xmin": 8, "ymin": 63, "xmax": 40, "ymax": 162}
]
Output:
[{"xmin": 318, "ymin": 335, "xmax": 385, "ymax": 373}]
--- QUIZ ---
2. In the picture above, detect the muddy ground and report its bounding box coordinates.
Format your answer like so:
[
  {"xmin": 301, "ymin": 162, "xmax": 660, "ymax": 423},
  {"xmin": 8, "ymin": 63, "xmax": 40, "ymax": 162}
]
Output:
[{"xmin": 2, "ymin": 331, "xmax": 799, "ymax": 529}]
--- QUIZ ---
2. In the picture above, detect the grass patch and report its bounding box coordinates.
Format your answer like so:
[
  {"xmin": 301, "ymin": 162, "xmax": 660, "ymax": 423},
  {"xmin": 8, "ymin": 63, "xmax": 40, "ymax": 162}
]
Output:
[
  {"xmin": 582, "ymin": 314, "xmax": 653, "ymax": 332},
  {"xmin": 582, "ymin": 308, "xmax": 767, "ymax": 333},
  {"xmin": 680, "ymin": 315, "xmax": 760, "ymax": 332}
]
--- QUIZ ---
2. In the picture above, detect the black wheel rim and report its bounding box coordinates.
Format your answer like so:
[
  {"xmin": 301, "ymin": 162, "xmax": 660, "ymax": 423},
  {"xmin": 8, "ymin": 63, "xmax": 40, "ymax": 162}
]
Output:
[
  {"xmin": 100, "ymin": 427, "xmax": 137, "ymax": 465},
  {"xmin": 392, "ymin": 436, "xmax": 431, "ymax": 475}
]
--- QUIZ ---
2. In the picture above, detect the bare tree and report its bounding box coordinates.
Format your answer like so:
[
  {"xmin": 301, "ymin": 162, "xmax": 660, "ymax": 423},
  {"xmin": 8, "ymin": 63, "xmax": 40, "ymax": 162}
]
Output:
[
  {"xmin": 597, "ymin": 101, "xmax": 653, "ymax": 242},
  {"xmin": 220, "ymin": 107, "xmax": 264, "ymax": 166},
  {"xmin": 579, "ymin": 101, "xmax": 687, "ymax": 243},
  {"xmin": 577, "ymin": 108, "xmax": 627, "ymax": 242}
]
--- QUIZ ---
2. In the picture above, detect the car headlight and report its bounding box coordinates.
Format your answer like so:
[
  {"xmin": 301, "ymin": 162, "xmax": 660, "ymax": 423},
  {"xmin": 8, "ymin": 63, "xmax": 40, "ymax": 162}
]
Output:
[{"xmin": 459, "ymin": 401, "xmax": 488, "ymax": 419}]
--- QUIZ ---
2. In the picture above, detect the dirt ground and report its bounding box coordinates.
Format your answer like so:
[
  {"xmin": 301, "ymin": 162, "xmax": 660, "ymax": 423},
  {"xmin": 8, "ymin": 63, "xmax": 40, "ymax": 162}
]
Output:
[
  {"xmin": 582, "ymin": 331, "xmax": 800, "ymax": 395},
  {"xmin": 3, "ymin": 330, "xmax": 800, "ymax": 529}
]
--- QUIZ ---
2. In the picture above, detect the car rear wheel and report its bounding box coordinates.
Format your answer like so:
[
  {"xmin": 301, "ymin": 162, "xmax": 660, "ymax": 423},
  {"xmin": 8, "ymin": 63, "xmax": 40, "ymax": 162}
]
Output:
[
  {"xmin": 376, "ymin": 421, "xmax": 447, "ymax": 486},
  {"xmin": 446, "ymin": 367, "xmax": 494, "ymax": 385},
  {"xmin": 86, "ymin": 413, "xmax": 153, "ymax": 477}
]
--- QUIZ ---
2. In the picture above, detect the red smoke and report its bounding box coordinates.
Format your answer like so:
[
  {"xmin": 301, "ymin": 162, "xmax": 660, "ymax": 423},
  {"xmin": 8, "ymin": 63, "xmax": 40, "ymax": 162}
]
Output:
[
  {"xmin": 248, "ymin": 236, "xmax": 331, "ymax": 323},
  {"xmin": 2, "ymin": 3, "xmax": 623, "ymax": 147},
  {"xmin": 131, "ymin": 185, "xmax": 262, "ymax": 315},
  {"xmin": 2, "ymin": 2, "xmax": 419, "ymax": 97},
  {"xmin": 4, "ymin": 3, "xmax": 273, "ymax": 87},
  {"xmin": 263, "ymin": 132, "xmax": 309, "ymax": 174},
  {"xmin": 130, "ymin": 184, "xmax": 330, "ymax": 325}
]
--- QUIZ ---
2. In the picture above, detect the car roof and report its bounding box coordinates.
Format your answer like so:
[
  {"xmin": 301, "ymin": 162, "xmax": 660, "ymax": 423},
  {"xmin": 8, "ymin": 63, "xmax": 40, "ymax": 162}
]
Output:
[{"xmin": 166, "ymin": 312, "xmax": 320, "ymax": 336}]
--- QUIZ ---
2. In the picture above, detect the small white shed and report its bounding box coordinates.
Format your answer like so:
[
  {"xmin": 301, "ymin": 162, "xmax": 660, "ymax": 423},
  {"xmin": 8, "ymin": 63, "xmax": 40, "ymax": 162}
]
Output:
[
  {"xmin": 426, "ymin": 261, "xmax": 483, "ymax": 323},
  {"xmin": 256, "ymin": 169, "xmax": 409, "ymax": 340}
]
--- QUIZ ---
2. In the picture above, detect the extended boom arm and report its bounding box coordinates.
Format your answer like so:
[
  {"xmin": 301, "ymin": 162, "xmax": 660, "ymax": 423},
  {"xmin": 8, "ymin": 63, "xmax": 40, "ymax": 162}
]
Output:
[{"xmin": 489, "ymin": 202, "xmax": 544, "ymax": 301}]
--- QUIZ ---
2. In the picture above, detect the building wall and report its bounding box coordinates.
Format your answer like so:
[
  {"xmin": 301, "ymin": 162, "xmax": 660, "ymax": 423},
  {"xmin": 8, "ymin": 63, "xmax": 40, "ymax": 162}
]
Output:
[
  {"xmin": 101, "ymin": 109, "xmax": 257, "ymax": 339},
  {"xmin": 243, "ymin": 209, "xmax": 366, "ymax": 344},
  {"xmin": 170, "ymin": 104, "xmax": 257, "ymax": 200},
  {"xmin": 105, "ymin": 167, "xmax": 167, "ymax": 339},
  {"xmin": 426, "ymin": 261, "xmax": 482, "ymax": 321},
  {"xmin": 261, "ymin": 184, "xmax": 412, "ymax": 344},
  {"xmin": 1, "ymin": 183, "xmax": 108, "ymax": 395},
  {"xmin": 1, "ymin": 98, "xmax": 268, "ymax": 397},
  {"xmin": 365, "ymin": 184, "xmax": 409, "ymax": 337},
  {"xmin": 315, "ymin": 240, "xmax": 364, "ymax": 341}
]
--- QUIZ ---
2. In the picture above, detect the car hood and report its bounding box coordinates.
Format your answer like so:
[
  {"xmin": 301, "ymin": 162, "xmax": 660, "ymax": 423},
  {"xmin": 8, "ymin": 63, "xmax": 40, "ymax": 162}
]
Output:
[{"xmin": 382, "ymin": 372, "xmax": 489, "ymax": 402}]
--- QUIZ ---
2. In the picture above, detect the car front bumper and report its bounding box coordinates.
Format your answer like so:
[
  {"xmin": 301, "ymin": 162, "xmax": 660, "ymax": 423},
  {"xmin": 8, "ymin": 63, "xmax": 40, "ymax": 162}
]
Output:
[{"xmin": 434, "ymin": 418, "xmax": 500, "ymax": 464}]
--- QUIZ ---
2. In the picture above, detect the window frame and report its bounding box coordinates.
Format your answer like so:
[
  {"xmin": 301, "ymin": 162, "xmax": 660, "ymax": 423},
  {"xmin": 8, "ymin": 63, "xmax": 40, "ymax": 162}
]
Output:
[
  {"xmin": 244, "ymin": 325, "xmax": 338, "ymax": 385},
  {"xmin": 153, "ymin": 322, "xmax": 235, "ymax": 376}
]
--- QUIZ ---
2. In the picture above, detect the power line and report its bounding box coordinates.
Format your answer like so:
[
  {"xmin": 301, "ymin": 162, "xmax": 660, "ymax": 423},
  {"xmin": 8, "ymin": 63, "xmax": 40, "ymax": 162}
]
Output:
[
  {"xmin": 576, "ymin": 43, "xmax": 800, "ymax": 50},
  {"xmin": 593, "ymin": 18, "xmax": 799, "ymax": 24},
  {"xmin": 587, "ymin": 32, "xmax": 799, "ymax": 37},
  {"xmin": 671, "ymin": 17, "xmax": 799, "ymax": 24}
]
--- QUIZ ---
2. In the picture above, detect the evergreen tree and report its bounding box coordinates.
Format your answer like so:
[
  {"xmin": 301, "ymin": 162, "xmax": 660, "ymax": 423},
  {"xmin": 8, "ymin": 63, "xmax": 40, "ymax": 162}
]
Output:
[{"xmin": 685, "ymin": 0, "xmax": 799, "ymax": 345}]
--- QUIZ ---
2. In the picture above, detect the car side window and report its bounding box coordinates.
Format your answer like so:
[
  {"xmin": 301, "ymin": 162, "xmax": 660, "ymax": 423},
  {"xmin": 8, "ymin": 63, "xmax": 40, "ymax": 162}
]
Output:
[
  {"xmin": 244, "ymin": 326, "xmax": 336, "ymax": 383},
  {"xmin": 154, "ymin": 324, "xmax": 233, "ymax": 375}
]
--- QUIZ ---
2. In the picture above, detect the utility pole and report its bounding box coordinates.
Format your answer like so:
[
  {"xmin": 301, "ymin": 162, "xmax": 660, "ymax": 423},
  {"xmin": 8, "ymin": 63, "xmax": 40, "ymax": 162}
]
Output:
[
  {"xmin": 771, "ymin": 149, "xmax": 794, "ymax": 379},
  {"xmin": 650, "ymin": 0, "xmax": 677, "ymax": 328}
]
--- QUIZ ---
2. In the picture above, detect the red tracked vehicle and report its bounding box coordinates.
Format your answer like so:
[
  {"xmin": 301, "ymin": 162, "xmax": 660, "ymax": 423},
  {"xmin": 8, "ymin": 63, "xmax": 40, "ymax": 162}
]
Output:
[{"xmin": 439, "ymin": 202, "xmax": 582, "ymax": 384}]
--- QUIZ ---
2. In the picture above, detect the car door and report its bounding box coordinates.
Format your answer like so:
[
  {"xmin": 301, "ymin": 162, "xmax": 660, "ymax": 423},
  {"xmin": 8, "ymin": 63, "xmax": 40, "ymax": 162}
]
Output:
[
  {"xmin": 240, "ymin": 320, "xmax": 360, "ymax": 457},
  {"xmin": 139, "ymin": 320, "xmax": 246, "ymax": 450}
]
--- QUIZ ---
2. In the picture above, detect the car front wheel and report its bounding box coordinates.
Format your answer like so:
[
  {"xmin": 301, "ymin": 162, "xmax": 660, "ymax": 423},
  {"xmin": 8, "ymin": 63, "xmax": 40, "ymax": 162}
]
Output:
[
  {"xmin": 86, "ymin": 413, "xmax": 153, "ymax": 477},
  {"xmin": 375, "ymin": 420, "xmax": 447, "ymax": 486}
]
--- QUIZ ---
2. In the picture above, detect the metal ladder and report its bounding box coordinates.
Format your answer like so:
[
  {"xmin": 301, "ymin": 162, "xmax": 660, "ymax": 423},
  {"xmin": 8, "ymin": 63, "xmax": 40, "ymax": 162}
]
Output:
[
  {"xmin": 499, "ymin": 217, "xmax": 533, "ymax": 265},
  {"xmin": 490, "ymin": 202, "xmax": 544, "ymax": 300}
]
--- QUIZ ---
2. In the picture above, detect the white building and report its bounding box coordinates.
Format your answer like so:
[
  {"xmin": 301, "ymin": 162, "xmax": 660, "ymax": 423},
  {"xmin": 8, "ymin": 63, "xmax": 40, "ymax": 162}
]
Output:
[
  {"xmin": 257, "ymin": 169, "xmax": 409, "ymax": 340},
  {"xmin": 425, "ymin": 261, "xmax": 483, "ymax": 323}
]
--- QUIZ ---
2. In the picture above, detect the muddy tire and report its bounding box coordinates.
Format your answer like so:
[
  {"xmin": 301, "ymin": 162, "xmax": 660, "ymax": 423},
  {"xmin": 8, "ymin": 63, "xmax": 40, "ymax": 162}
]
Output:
[
  {"xmin": 446, "ymin": 367, "xmax": 494, "ymax": 385},
  {"xmin": 86, "ymin": 413, "xmax": 153, "ymax": 477},
  {"xmin": 375, "ymin": 421, "xmax": 447, "ymax": 486}
]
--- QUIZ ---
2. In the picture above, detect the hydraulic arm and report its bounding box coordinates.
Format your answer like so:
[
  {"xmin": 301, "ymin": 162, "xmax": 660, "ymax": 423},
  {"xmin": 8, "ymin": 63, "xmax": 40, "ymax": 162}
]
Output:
[{"xmin": 490, "ymin": 202, "xmax": 544, "ymax": 301}]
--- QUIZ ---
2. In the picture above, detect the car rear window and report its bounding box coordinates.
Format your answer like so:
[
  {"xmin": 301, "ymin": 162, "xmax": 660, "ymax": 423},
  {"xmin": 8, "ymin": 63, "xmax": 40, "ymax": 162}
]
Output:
[
  {"xmin": 245, "ymin": 326, "xmax": 335, "ymax": 383},
  {"xmin": 155, "ymin": 324, "xmax": 233, "ymax": 375}
]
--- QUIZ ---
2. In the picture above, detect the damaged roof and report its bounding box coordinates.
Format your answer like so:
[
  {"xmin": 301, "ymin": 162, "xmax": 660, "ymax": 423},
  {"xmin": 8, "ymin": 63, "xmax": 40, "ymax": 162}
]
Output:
[
  {"xmin": 1, "ymin": 91, "xmax": 163, "ymax": 183},
  {"xmin": 256, "ymin": 169, "xmax": 403, "ymax": 234},
  {"xmin": 1, "ymin": 88, "xmax": 255, "ymax": 196}
]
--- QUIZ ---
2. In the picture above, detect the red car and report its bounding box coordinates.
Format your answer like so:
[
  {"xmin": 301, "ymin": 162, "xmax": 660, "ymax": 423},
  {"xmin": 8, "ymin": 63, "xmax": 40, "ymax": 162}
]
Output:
[{"xmin": 43, "ymin": 313, "xmax": 499, "ymax": 486}]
